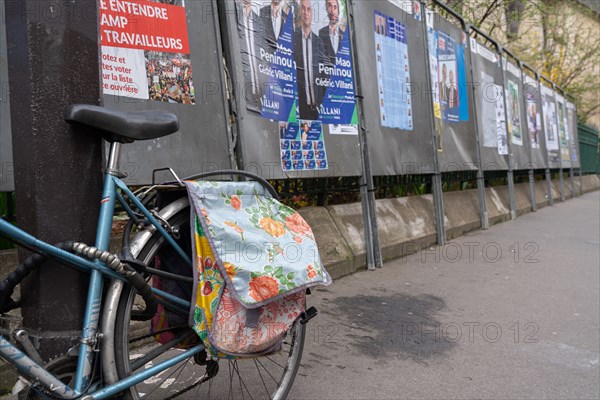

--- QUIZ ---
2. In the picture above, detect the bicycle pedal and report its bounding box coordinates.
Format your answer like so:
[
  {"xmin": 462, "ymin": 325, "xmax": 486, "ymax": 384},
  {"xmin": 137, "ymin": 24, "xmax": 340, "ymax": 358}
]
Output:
[{"xmin": 300, "ymin": 306, "xmax": 318, "ymax": 325}]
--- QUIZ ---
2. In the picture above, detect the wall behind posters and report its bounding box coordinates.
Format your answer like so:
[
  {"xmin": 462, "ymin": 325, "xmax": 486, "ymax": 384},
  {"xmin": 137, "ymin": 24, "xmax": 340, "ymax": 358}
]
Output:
[
  {"xmin": 221, "ymin": 0, "xmax": 362, "ymax": 178},
  {"xmin": 99, "ymin": 0, "xmax": 233, "ymax": 184},
  {"xmin": 469, "ymin": 40, "xmax": 509, "ymax": 170},
  {"xmin": 0, "ymin": 0, "xmax": 14, "ymax": 192},
  {"xmin": 426, "ymin": 10, "xmax": 478, "ymax": 172},
  {"xmin": 503, "ymin": 60, "xmax": 531, "ymax": 170},
  {"xmin": 522, "ymin": 74, "xmax": 548, "ymax": 169},
  {"xmin": 351, "ymin": 0, "xmax": 435, "ymax": 176},
  {"xmin": 541, "ymin": 84, "xmax": 561, "ymax": 168}
]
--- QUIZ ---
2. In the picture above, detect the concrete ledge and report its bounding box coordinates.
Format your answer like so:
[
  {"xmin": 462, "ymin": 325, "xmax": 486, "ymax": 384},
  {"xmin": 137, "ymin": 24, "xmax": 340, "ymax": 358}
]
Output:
[
  {"xmin": 485, "ymin": 187, "xmax": 511, "ymax": 226},
  {"xmin": 298, "ymin": 207, "xmax": 356, "ymax": 280},
  {"xmin": 325, "ymin": 202, "xmax": 368, "ymax": 273},
  {"xmin": 582, "ymin": 174, "xmax": 600, "ymax": 194},
  {"xmin": 374, "ymin": 195, "xmax": 438, "ymax": 260},
  {"xmin": 442, "ymin": 189, "xmax": 481, "ymax": 239},
  {"xmin": 534, "ymin": 180, "xmax": 550, "ymax": 209}
]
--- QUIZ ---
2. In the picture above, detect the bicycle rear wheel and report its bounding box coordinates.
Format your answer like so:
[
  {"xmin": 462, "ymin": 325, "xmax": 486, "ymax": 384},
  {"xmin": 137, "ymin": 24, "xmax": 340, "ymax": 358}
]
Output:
[{"xmin": 113, "ymin": 203, "xmax": 306, "ymax": 399}]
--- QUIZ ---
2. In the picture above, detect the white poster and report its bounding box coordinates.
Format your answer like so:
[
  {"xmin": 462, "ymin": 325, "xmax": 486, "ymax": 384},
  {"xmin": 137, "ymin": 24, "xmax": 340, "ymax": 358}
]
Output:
[{"xmin": 495, "ymin": 84, "xmax": 508, "ymax": 155}]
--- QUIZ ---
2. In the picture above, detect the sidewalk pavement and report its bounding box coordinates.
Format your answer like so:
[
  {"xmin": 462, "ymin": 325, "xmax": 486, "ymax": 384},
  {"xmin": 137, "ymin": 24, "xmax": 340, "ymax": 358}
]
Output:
[{"xmin": 289, "ymin": 191, "xmax": 600, "ymax": 399}]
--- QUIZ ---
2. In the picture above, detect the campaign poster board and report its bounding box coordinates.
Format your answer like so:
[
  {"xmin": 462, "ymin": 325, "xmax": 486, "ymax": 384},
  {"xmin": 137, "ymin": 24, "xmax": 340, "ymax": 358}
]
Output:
[
  {"xmin": 523, "ymin": 73, "xmax": 548, "ymax": 169},
  {"xmin": 469, "ymin": 39, "xmax": 509, "ymax": 171},
  {"xmin": 540, "ymin": 83, "xmax": 561, "ymax": 168},
  {"xmin": 503, "ymin": 60, "xmax": 531, "ymax": 170},
  {"xmin": 426, "ymin": 10, "xmax": 478, "ymax": 171},
  {"xmin": 221, "ymin": 0, "xmax": 362, "ymax": 178},
  {"xmin": 100, "ymin": 0, "xmax": 234, "ymax": 184},
  {"xmin": 351, "ymin": 0, "xmax": 435, "ymax": 175}
]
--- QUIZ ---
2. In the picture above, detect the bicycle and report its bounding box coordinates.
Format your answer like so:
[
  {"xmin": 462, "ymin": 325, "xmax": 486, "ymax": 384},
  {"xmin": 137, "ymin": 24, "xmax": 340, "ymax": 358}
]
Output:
[{"xmin": 0, "ymin": 104, "xmax": 310, "ymax": 399}]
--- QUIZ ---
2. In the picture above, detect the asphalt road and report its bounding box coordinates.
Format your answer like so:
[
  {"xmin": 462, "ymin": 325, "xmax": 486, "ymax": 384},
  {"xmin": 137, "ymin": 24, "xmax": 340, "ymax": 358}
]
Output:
[{"xmin": 289, "ymin": 191, "xmax": 600, "ymax": 400}]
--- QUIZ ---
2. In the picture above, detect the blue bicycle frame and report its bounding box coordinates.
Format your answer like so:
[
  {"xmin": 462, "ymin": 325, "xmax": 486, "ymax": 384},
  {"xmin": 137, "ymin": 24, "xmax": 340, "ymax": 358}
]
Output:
[{"xmin": 0, "ymin": 142, "xmax": 203, "ymax": 399}]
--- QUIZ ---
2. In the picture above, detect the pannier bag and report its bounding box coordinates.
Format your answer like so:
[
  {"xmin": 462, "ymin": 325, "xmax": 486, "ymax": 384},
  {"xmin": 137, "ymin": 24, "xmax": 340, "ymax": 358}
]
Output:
[{"xmin": 184, "ymin": 180, "xmax": 331, "ymax": 357}]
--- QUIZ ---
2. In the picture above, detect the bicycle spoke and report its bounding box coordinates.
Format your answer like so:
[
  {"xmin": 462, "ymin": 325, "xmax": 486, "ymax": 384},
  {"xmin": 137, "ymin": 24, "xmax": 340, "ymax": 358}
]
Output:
[
  {"xmin": 254, "ymin": 358, "xmax": 271, "ymax": 398},
  {"xmin": 256, "ymin": 358, "xmax": 280, "ymax": 385}
]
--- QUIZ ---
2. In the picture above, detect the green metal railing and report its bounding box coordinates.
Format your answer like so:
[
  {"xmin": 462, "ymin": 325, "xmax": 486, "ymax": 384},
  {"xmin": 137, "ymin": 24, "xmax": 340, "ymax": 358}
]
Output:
[{"xmin": 578, "ymin": 123, "xmax": 600, "ymax": 174}]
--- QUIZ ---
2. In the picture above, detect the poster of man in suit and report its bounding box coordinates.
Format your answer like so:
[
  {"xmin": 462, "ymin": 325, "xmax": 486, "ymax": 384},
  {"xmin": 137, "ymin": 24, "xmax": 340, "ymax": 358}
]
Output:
[{"xmin": 234, "ymin": 0, "xmax": 357, "ymax": 128}]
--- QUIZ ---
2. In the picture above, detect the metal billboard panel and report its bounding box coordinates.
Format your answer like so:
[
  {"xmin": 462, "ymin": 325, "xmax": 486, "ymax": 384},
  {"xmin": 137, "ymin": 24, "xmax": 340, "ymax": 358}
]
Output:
[
  {"xmin": 469, "ymin": 41, "xmax": 509, "ymax": 170},
  {"xmin": 522, "ymin": 73, "xmax": 548, "ymax": 169},
  {"xmin": 101, "ymin": 1, "xmax": 233, "ymax": 184},
  {"xmin": 503, "ymin": 60, "xmax": 532, "ymax": 170},
  {"xmin": 554, "ymin": 91, "xmax": 571, "ymax": 169},
  {"xmin": 219, "ymin": 0, "xmax": 362, "ymax": 179},
  {"xmin": 351, "ymin": 1, "xmax": 434, "ymax": 175},
  {"xmin": 427, "ymin": 13, "xmax": 478, "ymax": 171},
  {"xmin": 0, "ymin": 0, "xmax": 14, "ymax": 192},
  {"xmin": 566, "ymin": 102, "xmax": 581, "ymax": 168},
  {"xmin": 540, "ymin": 83, "xmax": 561, "ymax": 168}
]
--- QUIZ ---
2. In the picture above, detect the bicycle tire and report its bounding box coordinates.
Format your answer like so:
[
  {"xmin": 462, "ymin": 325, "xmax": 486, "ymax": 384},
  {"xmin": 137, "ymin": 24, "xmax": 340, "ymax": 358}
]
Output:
[{"xmin": 113, "ymin": 203, "xmax": 306, "ymax": 400}]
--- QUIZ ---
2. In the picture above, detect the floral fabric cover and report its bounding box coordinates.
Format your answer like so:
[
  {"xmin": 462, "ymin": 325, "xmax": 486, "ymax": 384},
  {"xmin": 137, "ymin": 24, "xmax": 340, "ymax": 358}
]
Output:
[
  {"xmin": 184, "ymin": 180, "xmax": 330, "ymax": 355},
  {"xmin": 185, "ymin": 180, "xmax": 331, "ymax": 308}
]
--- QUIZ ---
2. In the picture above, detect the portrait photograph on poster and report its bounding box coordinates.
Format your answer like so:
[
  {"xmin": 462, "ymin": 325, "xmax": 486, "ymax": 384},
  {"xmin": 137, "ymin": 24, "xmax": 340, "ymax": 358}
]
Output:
[
  {"xmin": 506, "ymin": 80, "xmax": 523, "ymax": 146},
  {"xmin": 526, "ymin": 92, "xmax": 541, "ymax": 149},
  {"xmin": 234, "ymin": 0, "xmax": 358, "ymax": 128}
]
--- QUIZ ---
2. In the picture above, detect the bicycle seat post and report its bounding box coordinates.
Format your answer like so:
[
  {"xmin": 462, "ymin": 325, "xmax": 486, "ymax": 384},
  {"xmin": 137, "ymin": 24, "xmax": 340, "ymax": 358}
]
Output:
[{"xmin": 106, "ymin": 142, "xmax": 124, "ymax": 177}]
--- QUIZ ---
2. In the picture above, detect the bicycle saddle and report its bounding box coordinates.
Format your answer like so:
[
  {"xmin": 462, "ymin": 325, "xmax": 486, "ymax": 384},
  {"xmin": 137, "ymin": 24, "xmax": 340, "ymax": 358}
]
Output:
[{"xmin": 64, "ymin": 104, "xmax": 180, "ymax": 143}]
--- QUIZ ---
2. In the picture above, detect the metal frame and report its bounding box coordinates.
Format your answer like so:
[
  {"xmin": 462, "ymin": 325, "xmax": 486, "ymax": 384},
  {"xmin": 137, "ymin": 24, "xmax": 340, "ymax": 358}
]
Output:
[
  {"xmin": 566, "ymin": 93, "xmax": 584, "ymax": 196},
  {"xmin": 539, "ymin": 75, "xmax": 558, "ymax": 205},
  {"xmin": 0, "ymin": 142, "xmax": 197, "ymax": 399},
  {"xmin": 552, "ymin": 83, "xmax": 568, "ymax": 201}
]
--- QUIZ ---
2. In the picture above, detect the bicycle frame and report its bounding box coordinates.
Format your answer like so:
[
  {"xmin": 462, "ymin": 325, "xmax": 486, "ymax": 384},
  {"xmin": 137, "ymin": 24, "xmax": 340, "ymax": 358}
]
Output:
[{"xmin": 0, "ymin": 142, "xmax": 203, "ymax": 399}]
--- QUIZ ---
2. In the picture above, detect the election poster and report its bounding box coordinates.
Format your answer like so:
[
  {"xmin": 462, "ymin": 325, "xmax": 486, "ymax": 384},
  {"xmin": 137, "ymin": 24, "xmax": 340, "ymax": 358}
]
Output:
[
  {"xmin": 556, "ymin": 95, "xmax": 571, "ymax": 164},
  {"xmin": 99, "ymin": 0, "xmax": 195, "ymax": 104},
  {"xmin": 374, "ymin": 11, "xmax": 414, "ymax": 131},
  {"xmin": 541, "ymin": 85, "xmax": 559, "ymax": 164},
  {"xmin": 566, "ymin": 103, "xmax": 579, "ymax": 164},
  {"xmin": 506, "ymin": 80, "xmax": 523, "ymax": 146},
  {"xmin": 480, "ymin": 71, "xmax": 498, "ymax": 148},
  {"xmin": 495, "ymin": 84, "xmax": 508, "ymax": 155},
  {"xmin": 235, "ymin": 0, "xmax": 358, "ymax": 132},
  {"xmin": 280, "ymin": 120, "xmax": 328, "ymax": 171},
  {"xmin": 435, "ymin": 31, "xmax": 469, "ymax": 124},
  {"xmin": 525, "ymin": 82, "xmax": 541, "ymax": 149}
]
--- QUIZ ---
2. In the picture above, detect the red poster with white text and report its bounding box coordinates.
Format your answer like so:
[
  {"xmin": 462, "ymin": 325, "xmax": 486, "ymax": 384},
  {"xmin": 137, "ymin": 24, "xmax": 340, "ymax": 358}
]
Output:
[{"xmin": 99, "ymin": 0, "xmax": 195, "ymax": 104}]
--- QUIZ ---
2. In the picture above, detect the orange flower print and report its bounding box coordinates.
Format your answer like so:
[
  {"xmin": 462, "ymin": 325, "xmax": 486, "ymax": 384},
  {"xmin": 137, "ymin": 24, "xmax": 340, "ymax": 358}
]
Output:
[
  {"xmin": 223, "ymin": 262, "xmax": 237, "ymax": 279},
  {"xmin": 285, "ymin": 213, "xmax": 311, "ymax": 236},
  {"xmin": 293, "ymin": 236, "xmax": 303, "ymax": 244},
  {"xmin": 249, "ymin": 276, "xmax": 280, "ymax": 302},
  {"xmin": 201, "ymin": 208, "xmax": 211, "ymax": 224},
  {"xmin": 230, "ymin": 195, "xmax": 242, "ymax": 211},
  {"xmin": 224, "ymin": 221, "xmax": 245, "ymax": 237},
  {"xmin": 260, "ymin": 217, "xmax": 285, "ymax": 238},
  {"xmin": 307, "ymin": 264, "xmax": 317, "ymax": 280}
]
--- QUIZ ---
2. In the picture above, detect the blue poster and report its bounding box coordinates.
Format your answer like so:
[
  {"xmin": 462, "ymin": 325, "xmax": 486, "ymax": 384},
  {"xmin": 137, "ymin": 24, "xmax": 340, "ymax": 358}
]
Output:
[
  {"xmin": 236, "ymin": 0, "xmax": 357, "ymax": 127},
  {"xmin": 260, "ymin": 13, "xmax": 298, "ymax": 122},
  {"xmin": 280, "ymin": 120, "xmax": 328, "ymax": 171},
  {"xmin": 318, "ymin": 25, "xmax": 358, "ymax": 125},
  {"xmin": 373, "ymin": 10, "xmax": 413, "ymax": 131},
  {"xmin": 436, "ymin": 31, "xmax": 468, "ymax": 123}
]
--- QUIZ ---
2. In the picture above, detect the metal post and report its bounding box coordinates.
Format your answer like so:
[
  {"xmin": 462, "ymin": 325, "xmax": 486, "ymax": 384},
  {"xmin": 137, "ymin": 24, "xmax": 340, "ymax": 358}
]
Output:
[
  {"xmin": 579, "ymin": 168, "xmax": 584, "ymax": 195},
  {"xmin": 529, "ymin": 169, "xmax": 537, "ymax": 211},
  {"xmin": 569, "ymin": 168, "xmax": 575, "ymax": 198},
  {"xmin": 466, "ymin": 27, "xmax": 489, "ymax": 229},
  {"xmin": 422, "ymin": 3, "xmax": 446, "ymax": 245},
  {"xmin": 6, "ymin": 0, "xmax": 102, "ymax": 360},
  {"xmin": 499, "ymin": 49, "xmax": 517, "ymax": 219},
  {"xmin": 546, "ymin": 168, "xmax": 554, "ymax": 205},
  {"xmin": 347, "ymin": 0, "xmax": 381, "ymax": 268}
]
